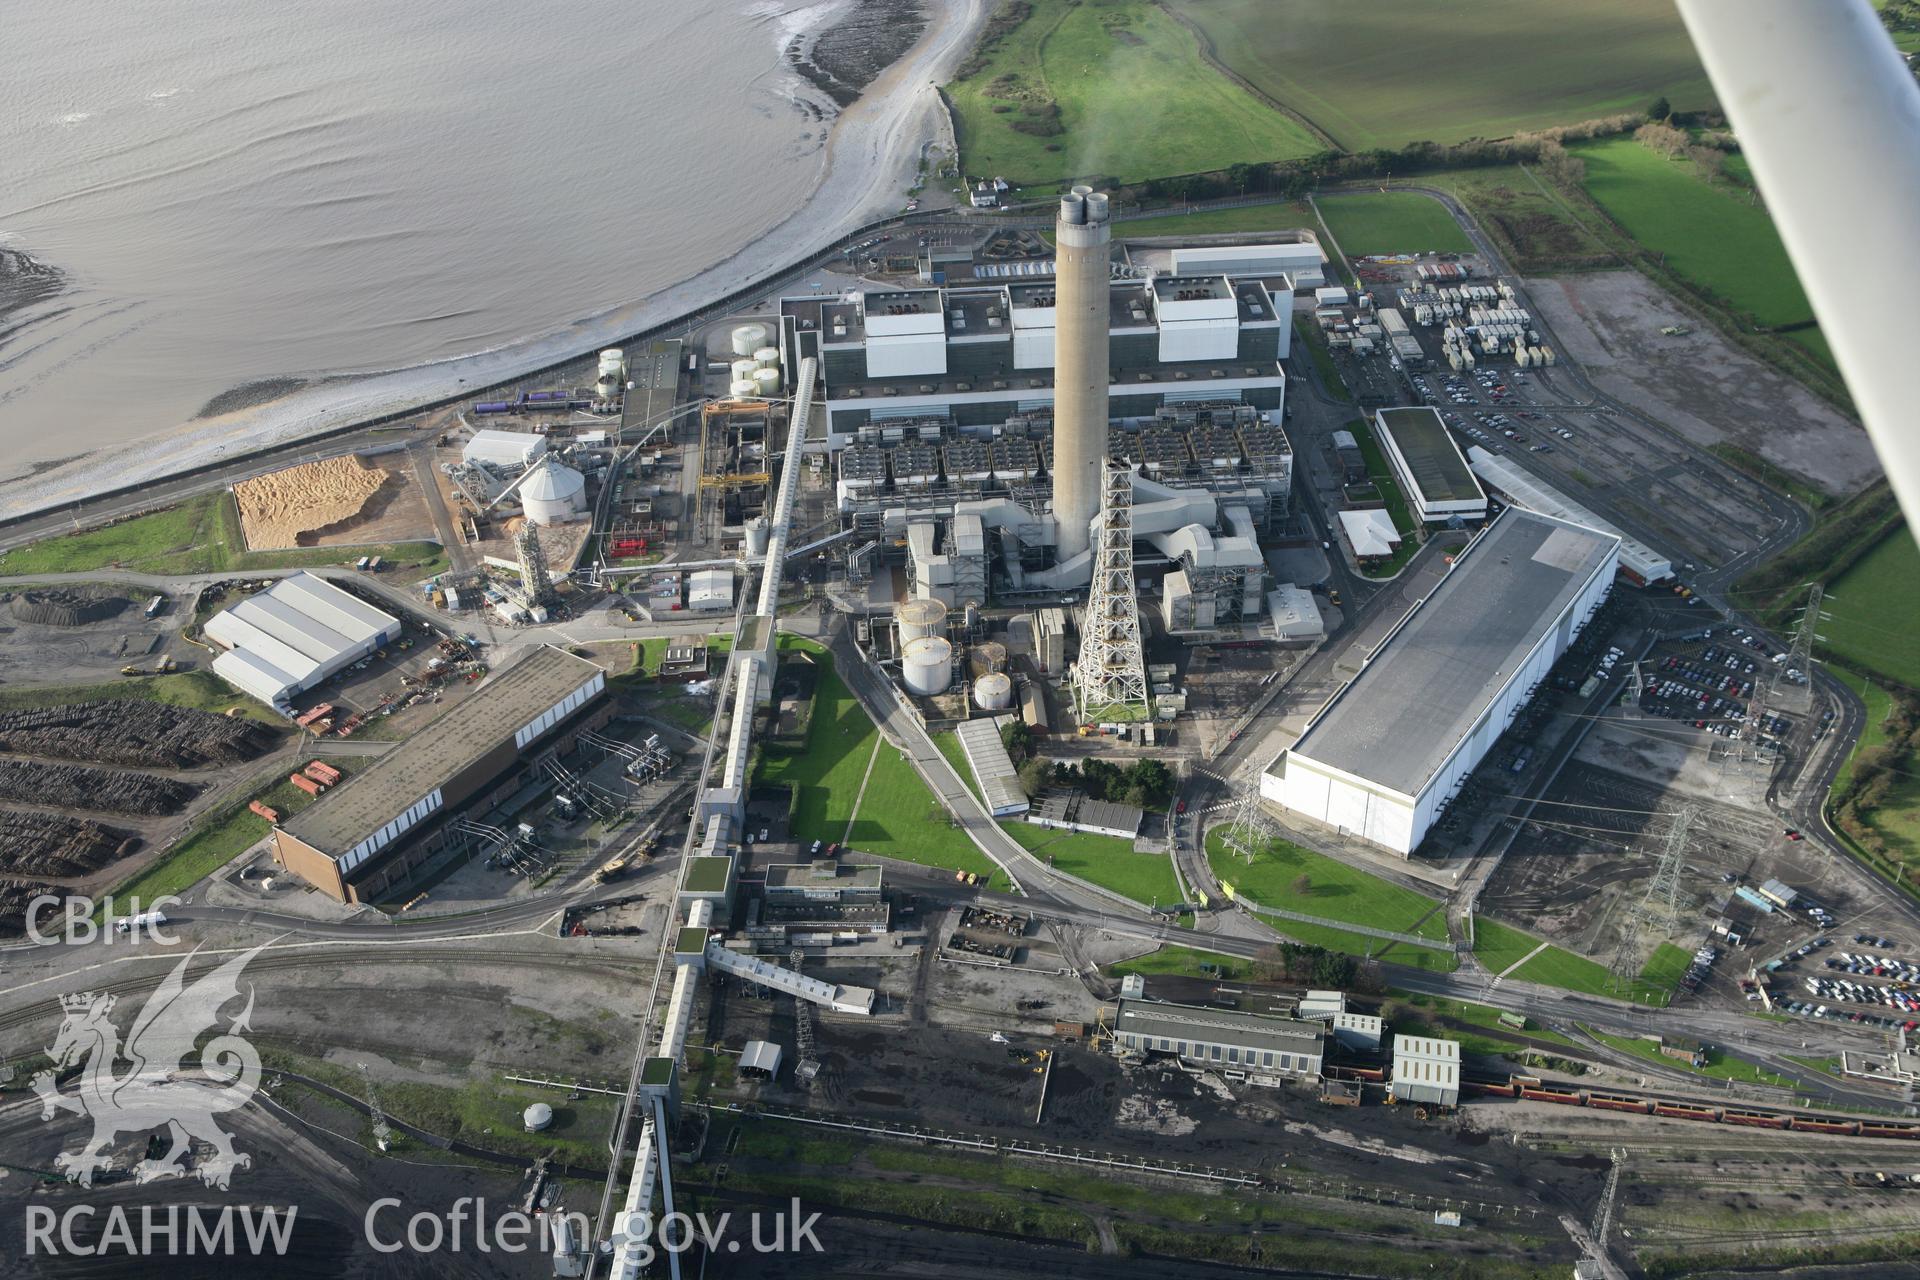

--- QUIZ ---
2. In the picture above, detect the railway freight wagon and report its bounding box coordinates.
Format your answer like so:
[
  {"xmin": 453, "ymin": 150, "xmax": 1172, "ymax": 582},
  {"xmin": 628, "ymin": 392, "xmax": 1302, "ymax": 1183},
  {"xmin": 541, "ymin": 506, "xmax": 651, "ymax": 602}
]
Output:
[{"xmin": 1459, "ymin": 1073, "xmax": 1920, "ymax": 1139}]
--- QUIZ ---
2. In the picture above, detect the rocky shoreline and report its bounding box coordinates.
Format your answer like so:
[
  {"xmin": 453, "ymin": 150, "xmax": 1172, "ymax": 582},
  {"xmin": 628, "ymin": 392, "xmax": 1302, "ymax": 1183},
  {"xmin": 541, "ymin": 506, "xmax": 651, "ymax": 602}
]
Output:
[{"xmin": 789, "ymin": 0, "xmax": 930, "ymax": 108}]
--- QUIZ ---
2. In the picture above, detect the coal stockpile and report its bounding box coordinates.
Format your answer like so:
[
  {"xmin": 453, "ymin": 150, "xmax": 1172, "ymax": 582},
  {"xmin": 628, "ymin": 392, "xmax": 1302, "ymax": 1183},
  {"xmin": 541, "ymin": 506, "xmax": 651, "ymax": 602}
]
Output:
[
  {"xmin": 5, "ymin": 587, "xmax": 128, "ymax": 627},
  {"xmin": 0, "ymin": 879, "xmax": 49, "ymax": 936},
  {"xmin": 0, "ymin": 760, "xmax": 195, "ymax": 815},
  {"xmin": 0, "ymin": 701, "xmax": 274, "ymax": 768},
  {"xmin": 0, "ymin": 809, "xmax": 138, "ymax": 878}
]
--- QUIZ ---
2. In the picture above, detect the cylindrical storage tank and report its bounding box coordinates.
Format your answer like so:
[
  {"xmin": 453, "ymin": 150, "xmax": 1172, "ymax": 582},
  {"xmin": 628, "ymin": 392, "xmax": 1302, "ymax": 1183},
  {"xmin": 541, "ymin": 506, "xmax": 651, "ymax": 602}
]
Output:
[
  {"xmin": 730, "ymin": 323, "xmax": 768, "ymax": 357},
  {"xmin": 598, "ymin": 347, "xmax": 626, "ymax": 378},
  {"xmin": 902, "ymin": 636, "xmax": 952, "ymax": 696},
  {"xmin": 729, "ymin": 377, "xmax": 758, "ymax": 400},
  {"xmin": 519, "ymin": 461, "xmax": 587, "ymax": 523},
  {"xmin": 730, "ymin": 357, "xmax": 758, "ymax": 383},
  {"xmin": 743, "ymin": 517, "xmax": 771, "ymax": 556},
  {"xmin": 753, "ymin": 346, "xmax": 781, "ymax": 369},
  {"xmin": 895, "ymin": 597, "xmax": 948, "ymax": 644},
  {"xmin": 523, "ymin": 1103, "xmax": 553, "ymax": 1132},
  {"xmin": 963, "ymin": 601, "xmax": 981, "ymax": 635},
  {"xmin": 974, "ymin": 671, "xmax": 1014, "ymax": 711},
  {"xmin": 752, "ymin": 366, "xmax": 781, "ymax": 398},
  {"xmin": 971, "ymin": 641, "xmax": 1008, "ymax": 675}
]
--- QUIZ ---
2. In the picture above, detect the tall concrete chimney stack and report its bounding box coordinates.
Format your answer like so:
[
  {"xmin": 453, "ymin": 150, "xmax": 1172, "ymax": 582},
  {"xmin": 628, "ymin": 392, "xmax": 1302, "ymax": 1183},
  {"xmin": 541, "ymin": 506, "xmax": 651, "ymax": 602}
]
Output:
[{"xmin": 1051, "ymin": 185, "xmax": 1110, "ymax": 561}]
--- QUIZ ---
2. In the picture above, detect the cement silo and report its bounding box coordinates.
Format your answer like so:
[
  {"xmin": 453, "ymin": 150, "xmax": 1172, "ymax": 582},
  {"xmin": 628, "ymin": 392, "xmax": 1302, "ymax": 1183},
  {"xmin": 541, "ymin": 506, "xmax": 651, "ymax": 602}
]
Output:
[
  {"xmin": 519, "ymin": 460, "xmax": 587, "ymax": 523},
  {"xmin": 753, "ymin": 346, "xmax": 781, "ymax": 369},
  {"xmin": 902, "ymin": 636, "xmax": 953, "ymax": 696},
  {"xmin": 743, "ymin": 517, "xmax": 771, "ymax": 556},
  {"xmin": 730, "ymin": 357, "xmax": 758, "ymax": 383},
  {"xmin": 1051, "ymin": 187, "xmax": 1111, "ymax": 560},
  {"xmin": 730, "ymin": 323, "xmax": 769, "ymax": 357},
  {"xmin": 752, "ymin": 366, "xmax": 782, "ymax": 399},
  {"xmin": 974, "ymin": 671, "xmax": 1014, "ymax": 711},
  {"xmin": 729, "ymin": 377, "xmax": 758, "ymax": 400},
  {"xmin": 896, "ymin": 597, "xmax": 948, "ymax": 645}
]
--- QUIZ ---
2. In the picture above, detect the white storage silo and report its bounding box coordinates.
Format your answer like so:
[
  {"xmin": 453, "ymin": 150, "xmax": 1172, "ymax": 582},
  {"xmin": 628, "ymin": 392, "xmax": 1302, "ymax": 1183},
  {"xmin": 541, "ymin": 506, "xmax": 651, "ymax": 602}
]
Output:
[
  {"xmin": 753, "ymin": 346, "xmax": 781, "ymax": 369},
  {"xmin": 598, "ymin": 348, "xmax": 626, "ymax": 381},
  {"xmin": 902, "ymin": 636, "xmax": 952, "ymax": 696},
  {"xmin": 519, "ymin": 460, "xmax": 587, "ymax": 523},
  {"xmin": 895, "ymin": 597, "xmax": 948, "ymax": 644},
  {"xmin": 752, "ymin": 366, "xmax": 781, "ymax": 399},
  {"xmin": 728, "ymin": 377, "xmax": 758, "ymax": 400},
  {"xmin": 730, "ymin": 323, "xmax": 768, "ymax": 357},
  {"xmin": 730, "ymin": 357, "xmax": 758, "ymax": 383},
  {"xmin": 743, "ymin": 517, "xmax": 771, "ymax": 556},
  {"xmin": 974, "ymin": 671, "xmax": 1014, "ymax": 711}
]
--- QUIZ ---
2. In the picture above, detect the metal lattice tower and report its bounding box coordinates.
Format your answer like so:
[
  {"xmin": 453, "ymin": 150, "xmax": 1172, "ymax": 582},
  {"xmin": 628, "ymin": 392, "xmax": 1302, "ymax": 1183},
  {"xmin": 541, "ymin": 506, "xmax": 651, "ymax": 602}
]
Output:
[
  {"xmin": 1222, "ymin": 787, "xmax": 1275, "ymax": 862},
  {"xmin": 514, "ymin": 518, "xmax": 554, "ymax": 606},
  {"xmin": 1610, "ymin": 805, "xmax": 1696, "ymax": 985},
  {"xmin": 1071, "ymin": 460, "xmax": 1151, "ymax": 722}
]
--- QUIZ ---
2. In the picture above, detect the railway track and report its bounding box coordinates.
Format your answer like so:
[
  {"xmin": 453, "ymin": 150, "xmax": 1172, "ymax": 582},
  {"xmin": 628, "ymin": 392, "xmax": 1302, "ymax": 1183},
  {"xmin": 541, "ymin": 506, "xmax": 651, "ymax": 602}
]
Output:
[{"xmin": 0, "ymin": 944, "xmax": 655, "ymax": 1041}]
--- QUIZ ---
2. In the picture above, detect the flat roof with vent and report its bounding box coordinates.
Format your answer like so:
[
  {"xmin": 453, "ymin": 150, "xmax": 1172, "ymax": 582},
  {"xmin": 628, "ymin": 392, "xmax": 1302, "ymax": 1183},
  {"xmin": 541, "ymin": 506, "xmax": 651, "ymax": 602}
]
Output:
[{"xmin": 1375, "ymin": 407, "xmax": 1482, "ymax": 504}]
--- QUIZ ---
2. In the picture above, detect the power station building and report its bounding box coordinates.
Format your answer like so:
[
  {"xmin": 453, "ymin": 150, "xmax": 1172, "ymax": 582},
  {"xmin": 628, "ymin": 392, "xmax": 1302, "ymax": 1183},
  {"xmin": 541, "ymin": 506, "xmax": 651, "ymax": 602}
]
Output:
[
  {"xmin": 271, "ymin": 646, "xmax": 609, "ymax": 903},
  {"xmin": 1170, "ymin": 240, "xmax": 1326, "ymax": 288},
  {"xmin": 206, "ymin": 572, "xmax": 405, "ymax": 711},
  {"xmin": 1112, "ymin": 999, "xmax": 1325, "ymax": 1081},
  {"xmin": 780, "ymin": 274, "xmax": 1289, "ymax": 445},
  {"xmin": 1262, "ymin": 509, "xmax": 1620, "ymax": 855},
  {"xmin": 1373, "ymin": 407, "xmax": 1487, "ymax": 524}
]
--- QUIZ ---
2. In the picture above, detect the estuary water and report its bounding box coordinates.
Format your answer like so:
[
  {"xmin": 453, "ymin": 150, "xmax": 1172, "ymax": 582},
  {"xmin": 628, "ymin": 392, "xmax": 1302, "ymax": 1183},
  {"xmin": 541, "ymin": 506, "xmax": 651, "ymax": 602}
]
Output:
[{"xmin": 0, "ymin": 0, "xmax": 862, "ymax": 490}]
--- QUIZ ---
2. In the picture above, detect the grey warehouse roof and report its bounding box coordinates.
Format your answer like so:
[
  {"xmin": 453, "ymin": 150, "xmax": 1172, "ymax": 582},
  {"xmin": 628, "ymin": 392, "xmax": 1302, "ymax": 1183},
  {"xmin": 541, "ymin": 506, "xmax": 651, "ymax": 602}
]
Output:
[
  {"xmin": 281, "ymin": 646, "xmax": 604, "ymax": 856},
  {"xmin": 1115, "ymin": 1000, "xmax": 1325, "ymax": 1054},
  {"xmin": 1377, "ymin": 407, "xmax": 1481, "ymax": 502},
  {"xmin": 1282, "ymin": 509, "xmax": 1618, "ymax": 797}
]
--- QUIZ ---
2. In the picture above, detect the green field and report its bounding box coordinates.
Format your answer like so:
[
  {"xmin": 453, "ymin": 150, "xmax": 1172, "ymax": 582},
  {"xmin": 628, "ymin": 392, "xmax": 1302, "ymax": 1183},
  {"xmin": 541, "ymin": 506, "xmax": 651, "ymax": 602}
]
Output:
[
  {"xmin": 933, "ymin": 730, "xmax": 984, "ymax": 803},
  {"xmin": 1002, "ymin": 820, "xmax": 1181, "ymax": 908},
  {"xmin": 0, "ymin": 492, "xmax": 447, "ymax": 580},
  {"xmin": 1110, "ymin": 944, "xmax": 1252, "ymax": 980},
  {"xmin": 0, "ymin": 668, "xmax": 283, "ymax": 722},
  {"xmin": 1118, "ymin": 202, "xmax": 1323, "ymax": 240},
  {"xmin": 1474, "ymin": 916, "xmax": 1680, "ymax": 1003},
  {"xmin": 1424, "ymin": 167, "xmax": 1615, "ymax": 271},
  {"xmin": 1584, "ymin": 1027, "xmax": 1797, "ymax": 1089},
  {"xmin": 102, "ymin": 769, "xmax": 324, "ymax": 909},
  {"xmin": 1205, "ymin": 830, "xmax": 1448, "ymax": 941},
  {"xmin": 1315, "ymin": 192, "xmax": 1474, "ymax": 257},
  {"xmin": 1574, "ymin": 137, "xmax": 1829, "ymax": 365},
  {"xmin": 755, "ymin": 648, "xmax": 1005, "ymax": 889},
  {"xmin": 1823, "ymin": 526, "xmax": 1920, "ymax": 690},
  {"xmin": 1387, "ymin": 991, "xmax": 1575, "ymax": 1057},
  {"xmin": 1177, "ymin": 0, "xmax": 1710, "ymax": 152},
  {"xmin": 944, "ymin": 0, "xmax": 1321, "ymax": 186},
  {"xmin": 1830, "ymin": 669, "xmax": 1898, "ymax": 796}
]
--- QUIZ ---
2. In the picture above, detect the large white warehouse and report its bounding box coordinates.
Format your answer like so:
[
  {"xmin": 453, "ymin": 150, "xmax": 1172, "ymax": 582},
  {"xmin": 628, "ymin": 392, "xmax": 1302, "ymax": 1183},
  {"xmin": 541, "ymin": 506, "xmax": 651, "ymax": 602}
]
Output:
[
  {"xmin": 1374, "ymin": 407, "xmax": 1487, "ymax": 525},
  {"xmin": 207, "ymin": 572, "xmax": 404, "ymax": 711},
  {"xmin": 462, "ymin": 429, "xmax": 547, "ymax": 470},
  {"xmin": 1262, "ymin": 509, "xmax": 1619, "ymax": 855}
]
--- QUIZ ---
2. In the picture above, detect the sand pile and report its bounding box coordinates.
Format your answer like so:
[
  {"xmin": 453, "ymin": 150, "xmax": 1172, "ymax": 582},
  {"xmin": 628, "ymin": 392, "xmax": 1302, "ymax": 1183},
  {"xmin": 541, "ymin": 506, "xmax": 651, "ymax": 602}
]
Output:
[{"xmin": 235, "ymin": 454, "xmax": 391, "ymax": 549}]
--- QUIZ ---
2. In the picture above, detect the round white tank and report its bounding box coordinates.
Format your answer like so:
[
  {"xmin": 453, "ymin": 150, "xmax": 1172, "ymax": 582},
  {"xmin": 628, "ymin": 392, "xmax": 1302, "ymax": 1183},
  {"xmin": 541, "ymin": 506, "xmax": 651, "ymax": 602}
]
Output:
[
  {"xmin": 744, "ymin": 517, "xmax": 771, "ymax": 556},
  {"xmin": 752, "ymin": 367, "xmax": 781, "ymax": 398},
  {"xmin": 731, "ymin": 323, "xmax": 769, "ymax": 357},
  {"xmin": 523, "ymin": 1103, "xmax": 553, "ymax": 1132},
  {"xmin": 902, "ymin": 636, "xmax": 952, "ymax": 697},
  {"xmin": 730, "ymin": 357, "xmax": 758, "ymax": 383},
  {"xmin": 729, "ymin": 377, "xmax": 758, "ymax": 400},
  {"xmin": 519, "ymin": 460, "xmax": 587, "ymax": 523},
  {"xmin": 974, "ymin": 671, "xmax": 1014, "ymax": 711},
  {"xmin": 895, "ymin": 597, "xmax": 948, "ymax": 644},
  {"xmin": 598, "ymin": 347, "xmax": 626, "ymax": 379},
  {"xmin": 753, "ymin": 346, "xmax": 781, "ymax": 369}
]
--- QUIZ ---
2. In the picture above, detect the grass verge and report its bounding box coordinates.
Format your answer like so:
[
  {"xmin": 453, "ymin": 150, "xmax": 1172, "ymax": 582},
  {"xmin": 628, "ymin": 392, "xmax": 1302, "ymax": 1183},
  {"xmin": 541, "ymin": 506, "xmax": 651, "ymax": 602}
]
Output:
[{"xmin": 1001, "ymin": 820, "xmax": 1180, "ymax": 908}]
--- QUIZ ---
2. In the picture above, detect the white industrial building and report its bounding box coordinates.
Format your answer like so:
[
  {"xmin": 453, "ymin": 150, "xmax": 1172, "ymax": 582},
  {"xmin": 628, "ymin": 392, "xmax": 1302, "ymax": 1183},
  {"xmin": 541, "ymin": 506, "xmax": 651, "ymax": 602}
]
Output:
[
  {"xmin": 462, "ymin": 428, "xmax": 547, "ymax": 470},
  {"xmin": 1337, "ymin": 508, "xmax": 1402, "ymax": 560},
  {"xmin": 1170, "ymin": 241, "xmax": 1325, "ymax": 289},
  {"xmin": 687, "ymin": 569, "xmax": 735, "ymax": 612},
  {"xmin": 207, "ymin": 572, "xmax": 404, "ymax": 711},
  {"xmin": 1374, "ymin": 407, "xmax": 1487, "ymax": 524},
  {"xmin": 1390, "ymin": 1035, "xmax": 1460, "ymax": 1107},
  {"xmin": 1265, "ymin": 584, "xmax": 1325, "ymax": 641},
  {"xmin": 1466, "ymin": 446, "xmax": 1674, "ymax": 585},
  {"xmin": 1263, "ymin": 509, "xmax": 1619, "ymax": 855},
  {"xmin": 1113, "ymin": 999, "xmax": 1325, "ymax": 1081},
  {"xmin": 956, "ymin": 715, "xmax": 1029, "ymax": 817}
]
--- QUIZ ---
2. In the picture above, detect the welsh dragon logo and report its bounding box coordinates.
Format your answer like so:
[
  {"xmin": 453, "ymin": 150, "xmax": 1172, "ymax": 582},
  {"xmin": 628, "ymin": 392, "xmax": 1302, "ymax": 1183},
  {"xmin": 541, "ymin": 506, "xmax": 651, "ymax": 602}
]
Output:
[{"xmin": 32, "ymin": 944, "xmax": 266, "ymax": 1189}]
